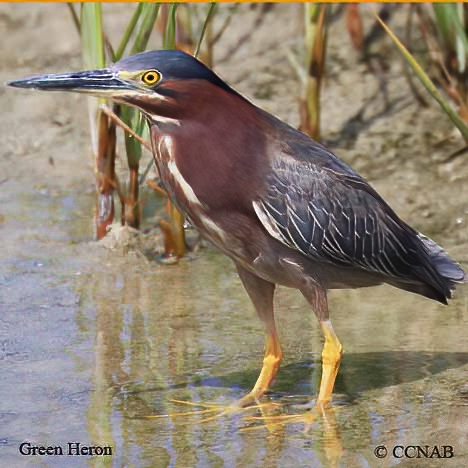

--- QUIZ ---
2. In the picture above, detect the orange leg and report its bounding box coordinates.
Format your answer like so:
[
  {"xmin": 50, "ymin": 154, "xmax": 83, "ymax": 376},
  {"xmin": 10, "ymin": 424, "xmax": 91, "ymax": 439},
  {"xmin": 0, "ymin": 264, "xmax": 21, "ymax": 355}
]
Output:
[
  {"xmin": 237, "ymin": 330, "xmax": 282, "ymax": 407},
  {"xmin": 236, "ymin": 264, "xmax": 282, "ymax": 407},
  {"xmin": 317, "ymin": 319, "xmax": 343, "ymax": 407},
  {"xmin": 151, "ymin": 266, "xmax": 281, "ymax": 422},
  {"xmin": 300, "ymin": 284, "xmax": 343, "ymax": 407}
]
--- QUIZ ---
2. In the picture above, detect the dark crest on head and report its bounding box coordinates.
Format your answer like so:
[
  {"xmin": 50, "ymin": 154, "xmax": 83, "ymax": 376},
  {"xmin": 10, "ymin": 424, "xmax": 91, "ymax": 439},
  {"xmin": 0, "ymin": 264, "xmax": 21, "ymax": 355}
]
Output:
[{"xmin": 115, "ymin": 50, "xmax": 236, "ymax": 95}]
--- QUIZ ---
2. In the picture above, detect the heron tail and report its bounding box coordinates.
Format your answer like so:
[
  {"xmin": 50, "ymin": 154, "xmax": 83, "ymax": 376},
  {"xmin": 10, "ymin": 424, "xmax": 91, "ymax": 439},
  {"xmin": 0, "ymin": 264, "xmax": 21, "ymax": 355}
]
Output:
[{"xmin": 419, "ymin": 234, "xmax": 465, "ymax": 303}]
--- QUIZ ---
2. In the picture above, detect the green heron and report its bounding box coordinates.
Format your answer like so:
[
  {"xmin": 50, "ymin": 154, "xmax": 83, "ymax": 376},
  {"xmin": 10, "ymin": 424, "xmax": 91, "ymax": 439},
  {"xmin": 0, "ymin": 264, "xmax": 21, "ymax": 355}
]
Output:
[{"xmin": 8, "ymin": 50, "xmax": 465, "ymax": 411}]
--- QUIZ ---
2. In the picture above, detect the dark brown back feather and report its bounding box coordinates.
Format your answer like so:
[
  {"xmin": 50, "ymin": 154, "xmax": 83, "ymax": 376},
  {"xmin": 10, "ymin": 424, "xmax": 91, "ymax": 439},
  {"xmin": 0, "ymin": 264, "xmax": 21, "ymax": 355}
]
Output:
[{"xmin": 254, "ymin": 113, "xmax": 465, "ymax": 303}]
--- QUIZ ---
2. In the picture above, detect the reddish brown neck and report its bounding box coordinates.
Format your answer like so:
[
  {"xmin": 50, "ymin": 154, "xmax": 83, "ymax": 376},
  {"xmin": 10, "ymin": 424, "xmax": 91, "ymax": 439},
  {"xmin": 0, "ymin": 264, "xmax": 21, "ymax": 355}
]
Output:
[{"xmin": 139, "ymin": 80, "xmax": 271, "ymax": 213}]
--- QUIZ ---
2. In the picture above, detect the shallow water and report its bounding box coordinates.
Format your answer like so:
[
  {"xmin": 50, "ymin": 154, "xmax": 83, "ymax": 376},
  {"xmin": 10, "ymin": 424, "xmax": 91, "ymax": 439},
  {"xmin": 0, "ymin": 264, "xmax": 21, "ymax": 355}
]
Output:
[
  {"xmin": 2, "ymin": 2, "xmax": 468, "ymax": 467},
  {"xmin": 1, "ymin": 180, "xmax": 467, "ymax": 468}
]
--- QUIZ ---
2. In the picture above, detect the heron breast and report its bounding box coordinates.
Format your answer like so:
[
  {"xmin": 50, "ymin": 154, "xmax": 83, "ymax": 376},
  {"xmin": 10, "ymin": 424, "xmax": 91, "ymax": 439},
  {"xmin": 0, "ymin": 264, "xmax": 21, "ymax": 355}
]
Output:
[
  {"xmin": 155, "ymin": 134, "xmax": 226, "ymax": 244},
  {"xmin": 156, "ymin": 135, "xmax": 202, "ymax": 206}
]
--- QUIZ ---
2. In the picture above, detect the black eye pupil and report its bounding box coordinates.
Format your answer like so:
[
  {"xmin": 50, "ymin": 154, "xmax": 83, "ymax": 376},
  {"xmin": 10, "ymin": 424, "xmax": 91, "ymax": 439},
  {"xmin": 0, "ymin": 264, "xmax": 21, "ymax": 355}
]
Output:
[{"xmin": 145, "ymin": 72, "xmax": 157, "ymax": 83}]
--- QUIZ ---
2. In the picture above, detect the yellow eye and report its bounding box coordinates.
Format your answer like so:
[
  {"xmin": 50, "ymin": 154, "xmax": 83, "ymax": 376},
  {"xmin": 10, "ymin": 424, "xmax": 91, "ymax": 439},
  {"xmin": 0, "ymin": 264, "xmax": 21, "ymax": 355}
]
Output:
[{"xmin": 141, "ymin": 70, "xmax": 161, "ymax": 86}]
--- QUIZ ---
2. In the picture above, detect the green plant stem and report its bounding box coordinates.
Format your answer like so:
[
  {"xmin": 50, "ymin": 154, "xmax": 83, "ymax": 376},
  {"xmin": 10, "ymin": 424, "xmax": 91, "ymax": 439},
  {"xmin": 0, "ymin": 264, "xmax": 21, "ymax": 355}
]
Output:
[
  {"xmin": 302, "ymin": 4, "xmax": 328, "ymax": 141},
  {"xmin": 132, "ymin": 3, "xmax": 160, "ymax": 54},
  {"xmin": 163, "ymin": 4, "xmax": 178, "ymax": 50},
  {"xmin": 377, "ymin": 14, "xmax": 468, "ymax": 144},
  {"xmin": 114, "ymin": 4, "xmax": 143, "ymax": 61},
  {"xmin": 195, "ymin": 2, "xmax": 217, "ymax": 58},
  {"xmin": 81, "ymin": 4, "xmax": 118, "ymax": 239}
]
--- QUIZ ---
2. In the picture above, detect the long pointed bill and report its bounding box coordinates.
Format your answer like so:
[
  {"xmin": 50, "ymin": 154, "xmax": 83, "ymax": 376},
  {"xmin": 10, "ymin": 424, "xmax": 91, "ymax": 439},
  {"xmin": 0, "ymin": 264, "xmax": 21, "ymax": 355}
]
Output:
[{"xmin": 6, "ymin": 69, "xmax": 135, "ymax": 97}]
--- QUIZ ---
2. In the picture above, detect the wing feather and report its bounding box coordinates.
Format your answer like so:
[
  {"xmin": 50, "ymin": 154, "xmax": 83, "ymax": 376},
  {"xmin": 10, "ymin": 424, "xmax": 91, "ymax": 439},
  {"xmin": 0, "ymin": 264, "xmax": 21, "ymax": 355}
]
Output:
[
  {"xmin": 250, "ymin": 112, "xmax": 464, "ymax": 301},
  {"xmin": 254, "ymin": 153, "xmax": 424, "ymax": 279}
]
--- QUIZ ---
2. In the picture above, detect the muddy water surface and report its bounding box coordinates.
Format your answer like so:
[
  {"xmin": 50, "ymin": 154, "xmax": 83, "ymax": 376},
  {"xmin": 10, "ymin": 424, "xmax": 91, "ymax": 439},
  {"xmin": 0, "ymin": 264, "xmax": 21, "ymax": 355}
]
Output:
[
  {"xmin": 1, "ymin": 3, "xmax": 468, "ymax": 468},
  {"xmin": 1, "ymin": 177, "xmax": 468, "ymax": 468}
]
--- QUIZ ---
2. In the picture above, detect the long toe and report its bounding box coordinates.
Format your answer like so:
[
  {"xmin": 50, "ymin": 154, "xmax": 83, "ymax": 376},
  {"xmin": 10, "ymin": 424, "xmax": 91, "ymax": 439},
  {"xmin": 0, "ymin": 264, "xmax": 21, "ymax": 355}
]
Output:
[{"xmin": 147, "ymin": 395, "xmax": 275, "ymax": 424}]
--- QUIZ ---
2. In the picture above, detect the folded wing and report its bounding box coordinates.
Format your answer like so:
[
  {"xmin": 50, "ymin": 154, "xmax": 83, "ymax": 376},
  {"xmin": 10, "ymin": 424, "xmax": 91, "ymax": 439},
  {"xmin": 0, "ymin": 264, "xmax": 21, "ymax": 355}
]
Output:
[{"xmin": 254, "ymin": 156, "xmax": 423, "ymax": 280}]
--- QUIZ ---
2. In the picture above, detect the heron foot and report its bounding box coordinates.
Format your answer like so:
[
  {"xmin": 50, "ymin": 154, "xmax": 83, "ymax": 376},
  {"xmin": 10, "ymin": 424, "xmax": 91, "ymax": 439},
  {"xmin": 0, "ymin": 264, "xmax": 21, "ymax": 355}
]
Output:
[{"xmin": 146, "ymin": 395, "xmax": 278, "ymax": 423}]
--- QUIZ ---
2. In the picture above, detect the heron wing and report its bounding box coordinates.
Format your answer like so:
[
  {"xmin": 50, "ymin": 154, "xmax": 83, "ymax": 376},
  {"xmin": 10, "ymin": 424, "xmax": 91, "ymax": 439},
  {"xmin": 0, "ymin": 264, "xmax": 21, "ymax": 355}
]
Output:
[{"xmin": 253, "ymin": 137, "xmax": 421, "ymax": 278}]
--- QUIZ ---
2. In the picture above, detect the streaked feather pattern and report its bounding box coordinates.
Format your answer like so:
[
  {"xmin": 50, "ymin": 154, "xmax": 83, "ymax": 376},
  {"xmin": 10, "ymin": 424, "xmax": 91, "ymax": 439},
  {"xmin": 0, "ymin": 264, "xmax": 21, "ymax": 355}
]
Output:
[
  {"xmin": 253, "ymin": 128, "xmax": 464, "ymax": 302},
  {"xmin": 254, "ymin": 160, "xmax": 416, "ymax": 277}
]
